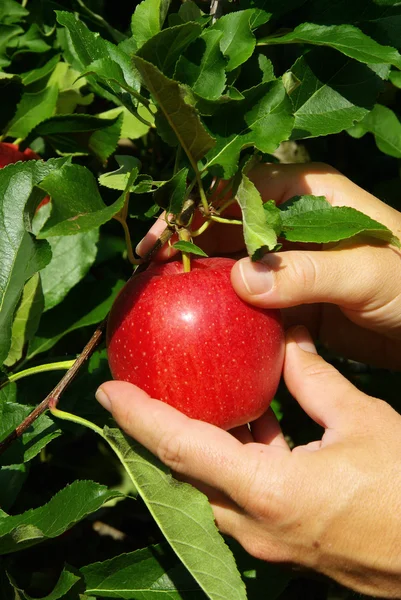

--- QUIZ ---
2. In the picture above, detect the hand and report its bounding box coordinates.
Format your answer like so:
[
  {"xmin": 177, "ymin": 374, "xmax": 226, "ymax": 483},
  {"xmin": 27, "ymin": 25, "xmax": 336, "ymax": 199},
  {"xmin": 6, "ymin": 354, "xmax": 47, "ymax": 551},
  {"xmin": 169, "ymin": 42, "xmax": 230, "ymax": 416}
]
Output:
[
  {"xmin": 96, "ymin": 326, "xmax": 401, "ymax": 598},
  {"xmin": 138, "ymin": 163, "xmax": 401, "ymax": 369},
  {"xmin": 231, "ymin": 163, "xmax": 401, "ymax": 369}
]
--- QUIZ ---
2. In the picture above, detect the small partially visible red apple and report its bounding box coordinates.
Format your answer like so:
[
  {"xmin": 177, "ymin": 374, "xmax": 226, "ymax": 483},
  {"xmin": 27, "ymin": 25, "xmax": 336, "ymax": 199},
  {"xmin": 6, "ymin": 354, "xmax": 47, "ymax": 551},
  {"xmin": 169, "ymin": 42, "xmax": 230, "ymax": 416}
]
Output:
[
  {"xmin": 107, "ymin": 257, "xmax": 284, "ymax": 430},
  {"xmin": 0, "ymin": 142, "xmax": 50, "ymax": 210}
]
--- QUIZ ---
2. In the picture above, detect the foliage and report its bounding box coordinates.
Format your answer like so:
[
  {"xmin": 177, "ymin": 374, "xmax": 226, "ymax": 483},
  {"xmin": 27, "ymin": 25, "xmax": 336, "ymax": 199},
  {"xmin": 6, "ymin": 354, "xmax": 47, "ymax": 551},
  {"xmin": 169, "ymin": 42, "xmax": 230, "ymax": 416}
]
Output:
[{"xmin": 1, "ymin": 0, "xmax": 401, "ymax": 598}]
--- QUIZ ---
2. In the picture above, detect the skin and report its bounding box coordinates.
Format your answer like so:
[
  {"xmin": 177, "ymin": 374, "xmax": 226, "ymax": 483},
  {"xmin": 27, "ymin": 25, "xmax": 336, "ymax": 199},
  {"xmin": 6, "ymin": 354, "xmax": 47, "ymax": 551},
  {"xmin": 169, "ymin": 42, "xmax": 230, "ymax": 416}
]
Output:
[{"xmin": 97, "ymin": 163, "xmax": 401, "ymax": 596}]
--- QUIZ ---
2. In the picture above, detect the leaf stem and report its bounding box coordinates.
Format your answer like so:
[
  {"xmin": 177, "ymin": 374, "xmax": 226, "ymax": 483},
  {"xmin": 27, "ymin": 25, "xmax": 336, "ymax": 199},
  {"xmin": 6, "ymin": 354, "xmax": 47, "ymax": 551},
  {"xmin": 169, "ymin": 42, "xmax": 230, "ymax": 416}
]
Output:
[
  {"xmin": 191, "ymin": 220, "xmax": 211, "ymax": 237},
  {"xmin": 114, "ymin": 171, "xmax": 143, "ymax": 266},
  {"xmin": 217, "ymin": 197, "xmax": 237, "ymax": 215},
  {"xmin": 50, "ymin": 407, "xmax": 104, "ymax": 437},
  {"xmin": 210, "ymin": 216, "xmax": 242, "ymax": 225},
  {"xmin": 3, "ymin": 360, "xmax": 75, "ymax": 387},
  {"xmin": 198, "ymin": 176, "xmax": 210, "ymax": 216},
  {"xmin": 114, "ymin": 215, "xmax": 140, "ymax": 265}
]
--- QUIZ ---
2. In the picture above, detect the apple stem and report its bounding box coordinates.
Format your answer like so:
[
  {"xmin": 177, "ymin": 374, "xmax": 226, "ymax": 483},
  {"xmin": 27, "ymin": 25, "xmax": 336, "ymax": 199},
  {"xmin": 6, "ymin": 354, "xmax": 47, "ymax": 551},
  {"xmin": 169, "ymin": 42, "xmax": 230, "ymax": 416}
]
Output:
[{"xmin": 178, "ymin": 227, "xmax": 192, "ymax": 273}]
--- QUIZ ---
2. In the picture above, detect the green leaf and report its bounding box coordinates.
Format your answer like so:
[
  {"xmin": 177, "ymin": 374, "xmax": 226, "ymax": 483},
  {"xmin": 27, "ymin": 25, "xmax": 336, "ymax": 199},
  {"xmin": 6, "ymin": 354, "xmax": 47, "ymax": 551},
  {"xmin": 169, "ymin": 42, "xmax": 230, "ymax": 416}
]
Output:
[
  {"xmin": 389, "ymin": 68, "xmax": 401, "ymax": 88},
  {"xmin": 177, "ymin": 1, "xmax": 205, "ymax": 24},
  {"xmin": 99, "ymin": 155, "xmax": 140, "ymax": 191},
  {"xmin": 88, "ymin": 113, "xmax": 123, "ymax": 163},
  {"xmin": 173, "ymin": 241, "xmax": 208, "ymax": 257},
  {"xmin": 25, "ymin": 114, "xmax": 122, "ymax": 161},
  {"xmin": 288, "ymin": 48, "xmax": 384, "ymax": 139},
  {"xmin": 279, "ymin": 195, "xmax": 400, "ymax": 246},
  {"xmin": 0, "ymin": 0, "xmax": 28, "ymax": 25},
  {"xmin": 138, "ymin": 23, "xmax": 202, "ymax": 78},
  {"xmin": 21, "ymin": 54, "xmax": 61, "ymax": 86},
  {"xmin": 48, "ymin": 62, "xmax": 94, "ymax": 115},
  {"xmin": 37, "ymin": 164, "xmax": 125, "ymax": 238},
  {"xmin": 355, "ymin": 104, "xmax": 401, "ymax": 158},
  {"xmin": 0, "ymin": 399, "xmax": 61, "ymax": 467},
  {"xmin": 39, "ymin": 230, "xmax": 99, "ymax": 311},
  {"xmin": 56, "ymin": 12, "xmax": 140, "ymax": 99},
  {"xmin": 205, "ymin": 80, "xmax": 294, "ymax": 178},
  {"xmin": 5, "ymin": 86, "xmax": 58, "ymax": 139},
  {"xmin": 175, "ymin": 30, "xmax": 227, "ymax": 100},
  {"xmin": 153, "ymin": 167, "xmax": 188, "ymax": 213},
  {"xmin": 0, "ymin": 74, "xmax": 23, "ymax": 132},
  {"xmin": 131, "ymin": 0, "xmax": 171, "ymax": 50},
  {"xmin": 8, "ymin": 24, "xmax": 51, "ymax": 58},
  {"xmin": 14, "ymin": 566, "xmax": 81, "ymax": 600},
  {"xmin": 0, "ymin": 25, "xmax": 22, "ymax": 69},
  {"xmin": 103, "ymin": 428, "xmax": 246, "ymax": 600},
  {"xmin": 81, "ymin": 544, "xmax": 205, "ymax": 598},
  {"xmin": 260, "ymin": 23, "xmax": 401, "ymax": 68},
  {"xmin": 4, "ymin": 273, "xmax": 44, "ymax": 367},
  {"xmin": 133, "ymin": 56, "xmax": 215, "ymax": 164},
  {"xmin": 0, "ymin": 481, "xmax": 123, "ymax": 554},
  {"xmin": 0, "ymin": 463, "xmax": 28, "ymax": 512},
  {"xmin": 237, "ymin": 174, "xmax": 278, "ymax": 258},
  {"xmin": 26, "ymin": 278, "xmax": 124, "ymax": 360},
  {"xmin": 0, "ymin": 159, "xmax": 66, "ymax": 365},
  {"xmin": 263, "ymin": 200, "xmax": 282, "ymax": 235},
  {"xmin": 212, "ymin": 10, "xmax": 271, "ymax": 71},
  {"xmin": 98, "ymin": 105, "xmax": 155, "ymax": 139}
]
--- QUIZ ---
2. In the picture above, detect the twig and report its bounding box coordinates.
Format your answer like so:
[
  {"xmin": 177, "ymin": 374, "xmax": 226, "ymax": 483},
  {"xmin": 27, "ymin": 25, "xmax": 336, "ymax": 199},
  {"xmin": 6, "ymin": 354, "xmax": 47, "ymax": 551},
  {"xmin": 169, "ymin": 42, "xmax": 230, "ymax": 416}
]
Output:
[
  {"xmin": 0, "ymin": 204, "xmax": 194, "ymax": 457},
  {"xmin": 210, "ymin": 0, "xmax": 223, "ymax": 23},
  {"xmin": 0, "ymin": 320, "xmax": 105, "ymax": 456}
]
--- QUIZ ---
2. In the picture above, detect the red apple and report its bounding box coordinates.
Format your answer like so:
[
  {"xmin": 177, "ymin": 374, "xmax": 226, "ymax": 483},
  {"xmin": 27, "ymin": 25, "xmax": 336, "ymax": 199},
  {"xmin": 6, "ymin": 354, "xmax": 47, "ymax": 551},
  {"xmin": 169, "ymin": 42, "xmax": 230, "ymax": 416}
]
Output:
[
  {"xmin": 0, "ymin": 142, "xmax": 50, "ymax": 210},
  {"xmin": 107, "ymin": 257, "xmax": 284, "ymax": 430}
]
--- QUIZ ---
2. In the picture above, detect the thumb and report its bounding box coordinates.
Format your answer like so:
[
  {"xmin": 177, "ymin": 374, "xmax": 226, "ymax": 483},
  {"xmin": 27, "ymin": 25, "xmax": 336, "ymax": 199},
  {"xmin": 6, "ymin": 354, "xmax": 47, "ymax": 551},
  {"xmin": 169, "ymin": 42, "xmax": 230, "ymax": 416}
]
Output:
[
  {"xmin": 231, "ymin": 247, "xmax": 398, "ymax": 314},
  {"xmin": 283, "ymin": 326, "xmax": 372, "ymax": 431}
]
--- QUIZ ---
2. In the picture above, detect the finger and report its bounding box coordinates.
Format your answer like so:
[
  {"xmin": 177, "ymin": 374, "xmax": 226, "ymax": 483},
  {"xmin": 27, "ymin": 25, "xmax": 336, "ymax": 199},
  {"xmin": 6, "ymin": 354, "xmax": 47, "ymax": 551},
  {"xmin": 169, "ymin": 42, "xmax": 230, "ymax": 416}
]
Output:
[
  {"xmin": 283, "ymin": 326, "xmax": 373, "ymax": 431},
  {"xmin": 250, "ymin": 408, "xmax": 290, "ymax": 451},
  {"xmin": 231, "ymin": 245, "xmax": 401, "ymax": 328},
  {"xmin": 249, "ymin": 162, "xmax": 401, "ymax": 232},
  {"xmin": 95, "ymin": 381, "xmax": 276, "ymax": 506}
]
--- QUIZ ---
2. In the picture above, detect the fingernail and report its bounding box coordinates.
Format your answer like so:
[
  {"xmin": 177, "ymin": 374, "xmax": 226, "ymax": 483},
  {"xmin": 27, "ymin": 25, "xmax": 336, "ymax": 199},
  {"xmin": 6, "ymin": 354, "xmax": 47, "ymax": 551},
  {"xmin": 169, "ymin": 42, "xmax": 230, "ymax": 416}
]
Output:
[
  {"xmin": 238, "ymin": 260, "xmax": 274, "ymax": 296},
  {"xmin": 95, "ymin": 387, "xmax": 112, "ymax": 412},
  {"xmin": 291, "ymin": 326, "xmax": 317, "ymax": 354}
]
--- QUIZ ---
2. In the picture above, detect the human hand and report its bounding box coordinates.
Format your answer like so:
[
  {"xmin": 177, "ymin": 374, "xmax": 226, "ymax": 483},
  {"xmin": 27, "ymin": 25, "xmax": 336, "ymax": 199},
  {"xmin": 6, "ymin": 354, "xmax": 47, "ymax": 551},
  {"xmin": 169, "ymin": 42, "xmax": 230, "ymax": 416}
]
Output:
[
  {"xmin": 96, "ymin": 326, "xmax": 401, "ymax": 598},
  {"xmin": 138, "ymin": 163, "xmax": 401, "ymax": 369},
  {"xmin": 230, "ymin": 163, "xmax": 401, "ymax": 369}
]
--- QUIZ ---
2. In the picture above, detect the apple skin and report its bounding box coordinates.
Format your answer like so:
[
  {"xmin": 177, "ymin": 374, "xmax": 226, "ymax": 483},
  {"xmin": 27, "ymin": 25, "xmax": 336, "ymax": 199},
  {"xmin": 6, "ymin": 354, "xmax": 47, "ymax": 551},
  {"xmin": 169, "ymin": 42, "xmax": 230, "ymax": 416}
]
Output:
[
  {"xmin": 107, "ymin": 257, "xmax": 284, "ymax": 430},
  {"xmin": 0, "ymin": 142, "xmax": 41, "ymax": 167},
  {"xmin": 0, "ymin": 142, "xmax": 50, "ymax": 209}
]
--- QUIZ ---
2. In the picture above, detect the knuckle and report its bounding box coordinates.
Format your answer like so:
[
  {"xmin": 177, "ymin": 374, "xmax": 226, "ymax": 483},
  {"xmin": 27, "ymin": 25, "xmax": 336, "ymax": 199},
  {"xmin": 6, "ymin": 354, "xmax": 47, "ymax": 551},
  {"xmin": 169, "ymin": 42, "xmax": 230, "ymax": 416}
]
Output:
[
  {"xmin": 156, "ymin": 432, "xmax": 184, "ymax": 472},
  {"xmin": 296, "ymin": 253, "xmax": 319, "ymax": 292}
]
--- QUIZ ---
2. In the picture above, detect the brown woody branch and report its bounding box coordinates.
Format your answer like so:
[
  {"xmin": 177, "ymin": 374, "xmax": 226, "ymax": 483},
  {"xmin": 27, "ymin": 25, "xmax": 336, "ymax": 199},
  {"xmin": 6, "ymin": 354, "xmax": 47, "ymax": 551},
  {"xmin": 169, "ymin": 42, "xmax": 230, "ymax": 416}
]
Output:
[{"xmin": 0, "ymin": 204, "xmax": 196, "ymax": 457}]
